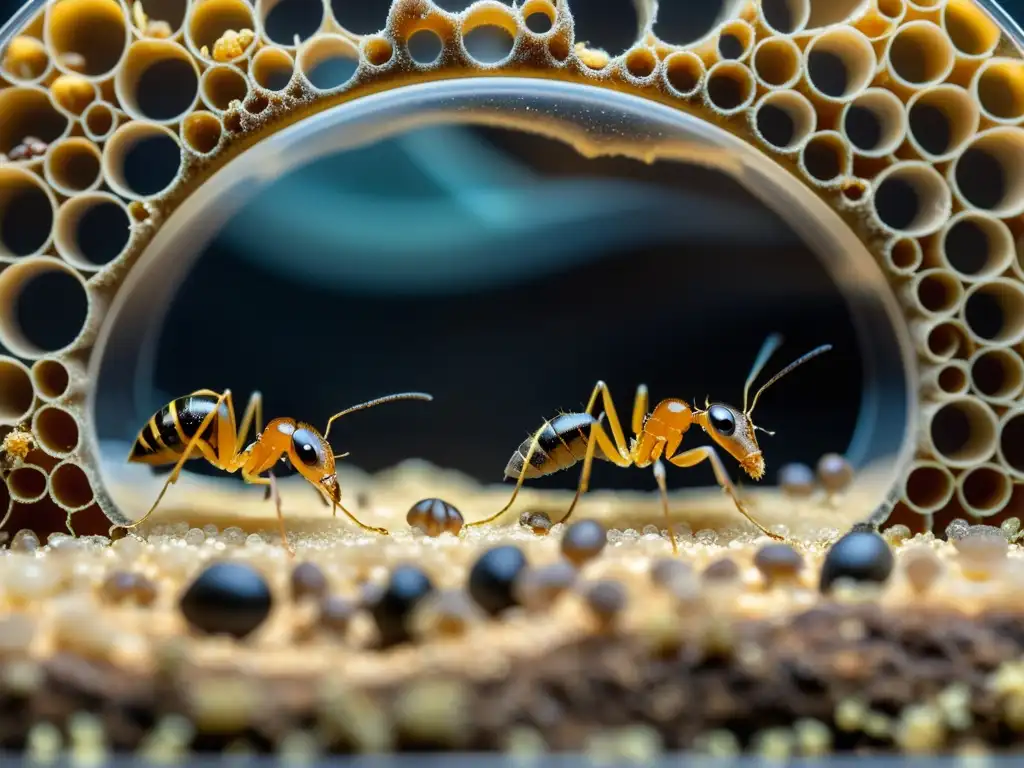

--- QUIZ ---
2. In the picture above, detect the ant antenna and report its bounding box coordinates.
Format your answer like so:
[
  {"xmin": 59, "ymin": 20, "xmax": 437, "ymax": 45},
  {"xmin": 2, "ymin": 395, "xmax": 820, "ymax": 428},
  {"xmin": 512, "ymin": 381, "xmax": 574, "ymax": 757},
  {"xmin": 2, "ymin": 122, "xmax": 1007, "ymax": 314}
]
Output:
[
  {"xmin": 323, "ymin": 392, "xmax": 433, "ymax": 440},
  {"xmin": 742, "ymin": 334, "xmax": 784, "ymax": 413},
  {"xmin": 746, "ymin": 342, "xmax": 833, "ymax": 417}
]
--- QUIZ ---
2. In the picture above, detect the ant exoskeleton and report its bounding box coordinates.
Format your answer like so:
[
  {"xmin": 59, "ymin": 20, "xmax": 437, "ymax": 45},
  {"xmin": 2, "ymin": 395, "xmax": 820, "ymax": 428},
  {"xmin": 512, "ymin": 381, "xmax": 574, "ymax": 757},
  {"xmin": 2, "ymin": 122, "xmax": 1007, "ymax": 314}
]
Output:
[
  {"xmin": 124, "ymin": 388, "xmax": 433, "ymax": 551},
  {"xmin": 466, "ymin": 334, "xmax": 831, "ymax": 552}
]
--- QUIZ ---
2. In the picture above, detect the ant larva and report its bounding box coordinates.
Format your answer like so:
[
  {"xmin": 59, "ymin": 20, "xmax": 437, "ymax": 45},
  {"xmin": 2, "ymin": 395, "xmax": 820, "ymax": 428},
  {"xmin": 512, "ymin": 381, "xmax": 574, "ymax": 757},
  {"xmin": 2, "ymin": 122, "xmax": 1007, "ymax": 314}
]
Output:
[
  {"xmin": 123, "ymin": 389, "xmax": 433, "ymax": 551},
  {"xmin": 466, "ymin": 334, "xmax": 831, "ymax": 552}
]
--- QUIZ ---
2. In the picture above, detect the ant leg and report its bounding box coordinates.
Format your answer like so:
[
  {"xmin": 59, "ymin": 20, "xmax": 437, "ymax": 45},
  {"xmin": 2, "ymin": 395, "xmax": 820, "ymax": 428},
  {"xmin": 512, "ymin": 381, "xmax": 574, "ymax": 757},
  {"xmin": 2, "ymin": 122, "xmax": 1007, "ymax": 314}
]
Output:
[
  {"xmin": 233, "ymin": 391, "xmax": 263, "ymax": 455},
  {"xmin": 466, "ymin": 420, "xmax": 553, "ymax": 528},
  {"xmin": 651, "ymin": 460, "xmax": 678, "ymax": 555},
  {"xmin": 556, "ymin": 418, "xmax": 632, "ymax": 526},
  {"xmin": 582, "ymin": 381, "xmax": 631, "ymax": 457},
  {"xmin": 123, "ymin": 391, "xmax": 232, "ymax": 532},
  {"xmin": 330, "ymin": 497, "xmax": 389, "ymax": 536},
  {"xmin": 632, "ymin": 384, "xmax": 649, "ymax": 437},
  {"xmin": 243, "ymin": 470, "xmax": 293, "ymax": 556},
  {"xmin": 667, "ymin": 446, "xmax": 783, "ymax": 540}
]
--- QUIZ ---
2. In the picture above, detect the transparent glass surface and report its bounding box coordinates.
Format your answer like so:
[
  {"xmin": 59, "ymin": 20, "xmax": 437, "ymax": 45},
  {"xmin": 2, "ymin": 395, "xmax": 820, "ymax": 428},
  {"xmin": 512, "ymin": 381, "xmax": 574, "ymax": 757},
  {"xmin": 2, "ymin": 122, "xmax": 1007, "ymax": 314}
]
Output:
[{"xmin": 84, "ymin": 76, "xmax": 917, "ymax": 531}]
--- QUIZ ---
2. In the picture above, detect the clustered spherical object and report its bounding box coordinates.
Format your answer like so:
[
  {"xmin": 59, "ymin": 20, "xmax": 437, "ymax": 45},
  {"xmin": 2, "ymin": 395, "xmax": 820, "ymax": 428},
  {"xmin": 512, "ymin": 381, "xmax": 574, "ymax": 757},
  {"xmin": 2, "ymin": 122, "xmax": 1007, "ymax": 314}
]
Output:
[
  {"xmin": 0, "ymin": 0, "xmax": 1020, "ymax": 538},
  {"xmin": 819, "ymin": 530, "xmax": 895, "ymax": 593},
  {"xmin": 179, "ymin": 561, "xmax": 273, "ymax": 639}
]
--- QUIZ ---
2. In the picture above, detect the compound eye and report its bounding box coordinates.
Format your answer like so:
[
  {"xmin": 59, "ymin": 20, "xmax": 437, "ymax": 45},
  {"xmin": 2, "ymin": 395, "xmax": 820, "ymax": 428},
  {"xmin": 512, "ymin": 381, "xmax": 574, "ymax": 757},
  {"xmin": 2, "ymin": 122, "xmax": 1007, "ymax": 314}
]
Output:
[
  {"xmin": 291, "ymin": 428, "xmax": 323, "ymax": 467},
  {"xmin": 708, "ymin": 404, "xmax": 736, "ymax": 437}
]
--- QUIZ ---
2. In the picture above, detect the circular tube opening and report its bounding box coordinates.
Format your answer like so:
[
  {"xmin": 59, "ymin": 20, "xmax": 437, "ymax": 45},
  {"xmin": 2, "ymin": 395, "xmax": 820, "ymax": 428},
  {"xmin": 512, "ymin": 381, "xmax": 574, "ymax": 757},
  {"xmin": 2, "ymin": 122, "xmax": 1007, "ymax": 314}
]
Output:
[
  {"xmin": 115, "ymin": 39, "xmax": 199, "ymax": 123},
  {"xmin": 44, "ymin": 137, "xmax": 102, "ymax": 196},
  {"xmin": 663, "ymin": 52, "xmax": 703, "ymax": 97},
  {"xmin": 83, "ymin": 101, "xmax": 116, "ymax": 141},
  {"xmin": 804, "ymin": 27, "xmax": 876, "ymax": 102},
  {"xmin": 927, "ymin": 397, "xmax": 997, "ymax": 468},
  {"xmin": 759, "ymin": 0, "xmax": 810, "ymax": 36},
  {"xmin": 951, "ymin": 128, "xmax": 1024, "ymax": 218},
  {"xmin": 956, "ymin": 463, "xmax": 1012, "ymax": 517},
  {"xmin": 962, "ymin": 279, "xmax": 1024, "ymax": 346},
  {"xmin": 0, "ymin": 357, "xmax": 35, "ymax": 424},
  {"xmin": 906, "ymin": 85, "xmax": 979, "ymax": 162},
  {"xmin": 841, "ymin": 88, "xmax": 907, "ymax": 158},
  {"xmin": 939, "ymin": 212, "xmax": 1014, "ymax": 281},
  {"xmin": 904, "ymin": 461, "xmax": 954, "ymax": 514},
  {"xmin": 0, "ymin": 167, "xmax": 56, "ymax": 259},
  {"xmin": 55, "ymin": 192, "xmax": 132, "ymax": 270},
  {"xmin": 886, "ymin": 20, "xmax": 955, "ymax": 88},
  {"xmin": 182, "ymin": 111, "xmax": 223, "ymax": 155},
  {"xmin": 0, "ymin": 257, "xmax": 90, "ymax": 359},
  {"xmin": 973, "ymin": 58, "xmax": 1024, "ymax": 125},
  {"xmin": 704, "ymin": 61, "xmax": 755, "ymax": 114},
  {"xmin": 50, "ymin": 461, "xmax": 94, "ymax": 510},
  {"xmin": 800, "ymin": 131, "xmax": 850, "ymax": 186},
  {"xmin": 752, "ymin": 36, "xmax": 800, "ymax": 89},
  {"xmin": 8, "ymin": 465, "xmax": 47, "ymax": 503},
  {"xmin": 970, "ymin": 348, "xmax": 1024, "ymax": 403},
  {"xmin": 251, "ymin": 46, "xmax": 295, "ymax": 91},
  {"xmin": 45, "ymin": 0, "xmax": 129, "ymax": 78},
  {"xmin": 297, "ymin": 34, "xmax": 360, "ymax": 91},
  {"xmin": 943, "ymin": 0, "xmax": 1000, "ymax": 59},
  {"xmin": 0, "ymin": 86, "xmax": 70, "ymax": 161},
  {"xmin": 31, "ymin": 359, "xmax": 70, "ymax": 401},
  {"xmin": 872, "ymin": 161, "xmax": 952, "ymax": 237},
  {"xmin": 102, "ymin": 122, "xmax": 182, "ymax": 201},
  {"xmin": 201, "ymin": 64, "xmax": 249, "ymax": 113},
  {"xmin": 34, "ymin": 404, "xmax": 80, "ymax": 456},
  {"xmin": 999, "ymin": 410, "xmax": 1024, "ymax": 480},
  {"xmin": 86, "ymin": 79, "xmax": 914, "ymax": 537},
  {"xmin": 753, "ymin": 90, "xmax": 816, "ymax": 153}
]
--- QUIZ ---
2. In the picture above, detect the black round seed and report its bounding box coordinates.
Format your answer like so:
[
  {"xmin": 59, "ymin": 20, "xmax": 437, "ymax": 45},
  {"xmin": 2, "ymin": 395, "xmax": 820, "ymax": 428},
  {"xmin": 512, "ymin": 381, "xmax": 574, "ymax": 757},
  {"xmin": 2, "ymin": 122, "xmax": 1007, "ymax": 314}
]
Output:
[
  {"xmin": 406, "ymin": 498, "xmax": 464, "ymax": 537},
  {"xmin": 753, "ymin": 543, "xmax": 804, "ymax": 585},
  {"xmin": 291, "ymin": 561, "xmax": 328, "ymax": 601},
  {"xmin": 702, "ymin": 557, "xmax": 740, "ymax": 582},
  {"xmin": 560, "ymin": 519, "xmax": 607, "ymax": 567},
  {"xmin": 817, "ymin": 453, "xmax": 854, "ymax": 494},
  {"xmin": 778, "ymin": 463, "xmax": 816, "ymax": 498},
  {"xmin": 467, "ymin": 545, "xmax": 528, "ymax": 616},
  {"xmin": 179, "ymin": 561, "xmax": 272, "ymax": 639},
  {"xmin": 519, "ymin": 510, "xmax": 553, "ymax": 535},
  {"xmin": 819, "ymin": 530, "xmax": 894, "ymax": 593},
  {"xmin": 369, "ymin": 565, "xmax": 434, "ymax": 647}
]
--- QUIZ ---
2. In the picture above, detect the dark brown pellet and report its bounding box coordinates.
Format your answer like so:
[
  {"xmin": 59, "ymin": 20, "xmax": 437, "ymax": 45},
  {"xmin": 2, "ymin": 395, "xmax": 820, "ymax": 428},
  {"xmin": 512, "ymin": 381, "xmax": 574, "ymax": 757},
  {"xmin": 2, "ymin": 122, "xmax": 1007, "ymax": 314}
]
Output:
[
  {"xmin": 291, "ymin": 562, "xmax": 328, "ymax": 601},
  {"xmin": 407, "ymin": 498, "xmax": 464, "ymax": 537},
  {"xmin": 561, "ymin": 519, "xmax": 607, "ymax": 567}
]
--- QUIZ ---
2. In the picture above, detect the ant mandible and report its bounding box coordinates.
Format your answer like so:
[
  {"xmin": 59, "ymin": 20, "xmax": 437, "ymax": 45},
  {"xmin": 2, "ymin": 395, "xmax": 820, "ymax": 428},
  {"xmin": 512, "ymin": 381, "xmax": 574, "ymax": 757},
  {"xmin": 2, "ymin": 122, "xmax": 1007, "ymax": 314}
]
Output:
[
  {"xmin": 123, "ymin": 388, "xmax": 433, "ymax": 551},
  {"xmin": 466, "ymin": 334, "xmax": 831, "ymax": 552}
]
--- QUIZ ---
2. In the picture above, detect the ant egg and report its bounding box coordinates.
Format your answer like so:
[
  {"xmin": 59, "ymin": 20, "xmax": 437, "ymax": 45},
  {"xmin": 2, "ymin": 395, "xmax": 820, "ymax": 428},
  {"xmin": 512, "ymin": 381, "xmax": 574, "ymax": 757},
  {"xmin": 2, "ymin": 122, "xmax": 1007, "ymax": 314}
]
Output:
[
  {"xmin": 406, "ymin": 498, "xmax": 464, "ymax": 537},
  {"xmin": 778, "ymin": 463, "xmax": 815, "ymax": 498},
  {"xmin": 816, "ymin": 454, "xmax": 854, "ymax": 495}
]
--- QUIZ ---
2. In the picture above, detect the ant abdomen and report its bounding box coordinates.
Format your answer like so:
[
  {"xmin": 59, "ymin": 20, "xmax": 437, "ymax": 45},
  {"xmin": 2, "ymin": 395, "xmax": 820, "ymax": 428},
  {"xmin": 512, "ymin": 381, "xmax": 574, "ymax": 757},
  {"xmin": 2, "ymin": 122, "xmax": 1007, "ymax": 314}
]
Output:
[{"xmin": 503, "ymin": 412, "xmax": 612, "ymax": 480}]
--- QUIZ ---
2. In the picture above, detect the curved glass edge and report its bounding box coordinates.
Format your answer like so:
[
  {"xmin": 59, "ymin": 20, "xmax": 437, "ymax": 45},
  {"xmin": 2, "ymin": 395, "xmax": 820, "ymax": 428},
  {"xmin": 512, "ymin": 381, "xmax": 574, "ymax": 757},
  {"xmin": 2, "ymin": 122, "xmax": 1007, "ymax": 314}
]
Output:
[
  {"xmin": 0, "ymin": 0, "xmax": 45, "ymax": 45},
  {"xmin": 86, "ymin": 76, "xmax": 917, "ymax": 527},
  {"xmin": 979, "ymin": 0, "xmax": 1024, "ymax": 52}
]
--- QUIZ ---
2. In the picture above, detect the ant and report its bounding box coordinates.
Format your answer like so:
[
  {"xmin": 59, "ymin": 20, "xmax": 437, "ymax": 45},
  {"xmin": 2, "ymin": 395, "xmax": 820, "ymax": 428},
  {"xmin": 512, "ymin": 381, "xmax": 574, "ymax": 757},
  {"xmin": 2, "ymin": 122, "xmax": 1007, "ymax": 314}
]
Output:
[
  {"xmin": 466, "ymin": 334, "xmax": 831, "ymax": 552},
  {"xmin": 124, "ymin": 388, "xmax": 433, "ymax": 551}
]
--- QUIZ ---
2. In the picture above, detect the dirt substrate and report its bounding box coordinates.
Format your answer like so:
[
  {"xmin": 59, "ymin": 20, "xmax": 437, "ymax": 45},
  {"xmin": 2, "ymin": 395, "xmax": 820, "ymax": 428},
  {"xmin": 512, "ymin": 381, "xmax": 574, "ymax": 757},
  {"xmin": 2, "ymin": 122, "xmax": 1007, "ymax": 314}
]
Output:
[{"xmin": 0, "ymin": 465, "xmax": 1022, "ymax": 759}]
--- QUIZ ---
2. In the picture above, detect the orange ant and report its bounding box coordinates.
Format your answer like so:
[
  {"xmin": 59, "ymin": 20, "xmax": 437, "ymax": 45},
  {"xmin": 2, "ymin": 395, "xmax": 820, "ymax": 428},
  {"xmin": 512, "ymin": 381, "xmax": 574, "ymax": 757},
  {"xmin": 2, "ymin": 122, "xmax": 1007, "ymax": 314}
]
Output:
[
  {"xmin": 124, "ymin": 388, "xmax": 433, "ymax": 550},
  {"xmin": 466, "ymin": 334, "xmax": 831, "ymax": 552}
]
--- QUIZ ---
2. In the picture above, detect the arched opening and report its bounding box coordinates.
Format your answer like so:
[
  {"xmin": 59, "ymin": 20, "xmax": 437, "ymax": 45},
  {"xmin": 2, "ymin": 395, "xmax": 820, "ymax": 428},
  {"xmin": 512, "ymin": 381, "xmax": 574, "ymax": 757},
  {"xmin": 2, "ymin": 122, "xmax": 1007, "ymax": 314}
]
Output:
[{"xmin": 88, "ymin": 79, "xmax": 915, "ymax": 538}]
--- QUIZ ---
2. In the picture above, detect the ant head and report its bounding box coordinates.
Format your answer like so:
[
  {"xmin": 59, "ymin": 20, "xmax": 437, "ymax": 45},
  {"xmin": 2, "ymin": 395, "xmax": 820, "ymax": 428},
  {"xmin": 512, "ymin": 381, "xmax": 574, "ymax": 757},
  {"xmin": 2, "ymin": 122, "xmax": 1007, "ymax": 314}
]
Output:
[
  {"xmin": 697, "ymin": 334, "xmax": 832, "ymax": 482},
  {"xmin": 695, "ymin": 402, "xmax": 766, "ymax": 480},
  {"xmin": 266, "ymin": 418, "xmax": 337, "ymax": 495}
]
